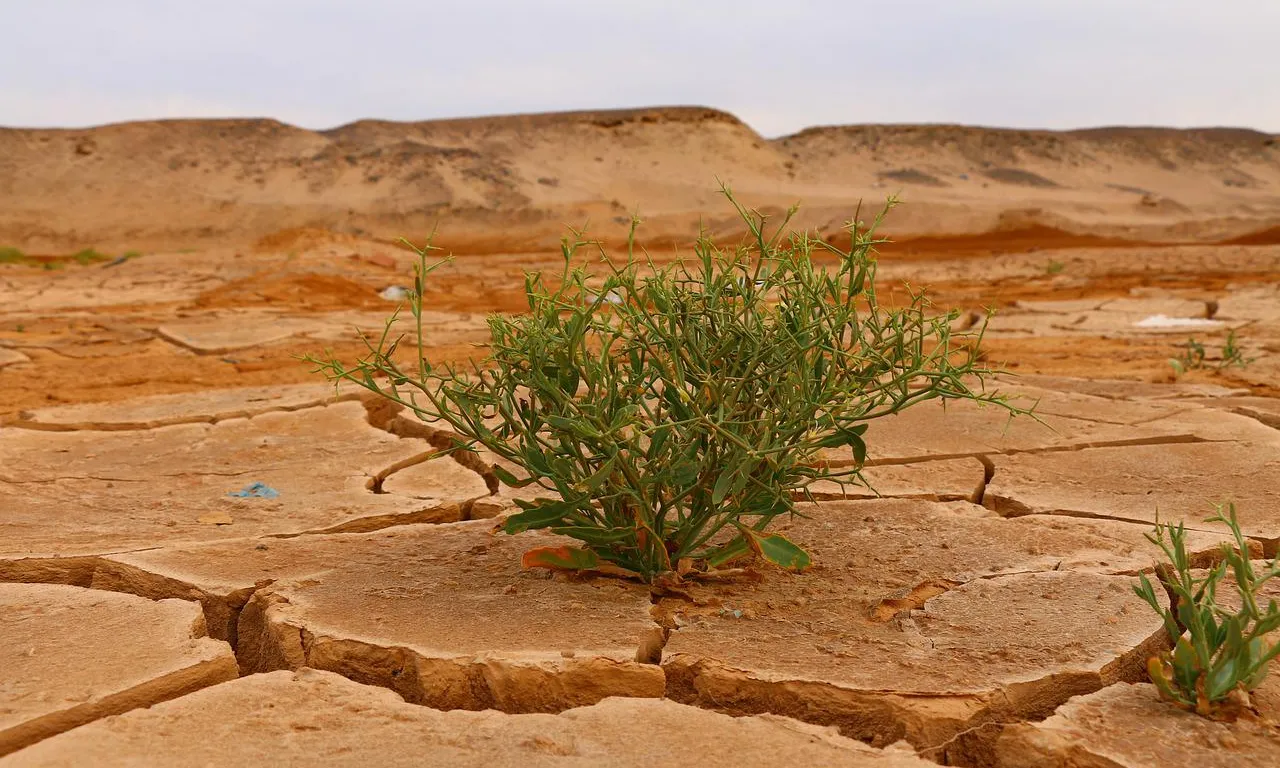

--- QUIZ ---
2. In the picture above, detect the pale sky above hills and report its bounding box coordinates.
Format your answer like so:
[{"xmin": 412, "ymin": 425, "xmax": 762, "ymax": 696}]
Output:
[{"xmin": 3, "ymin": 0, "xmax": 1277, "ymax": 136}]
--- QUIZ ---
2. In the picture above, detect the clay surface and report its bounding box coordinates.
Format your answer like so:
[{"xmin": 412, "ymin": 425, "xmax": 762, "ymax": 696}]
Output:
[
  {"xmin": 985, "ymin": 441, "xmax": 1280, "ymax": 552},
  {"xmin": 232, "ymin": 521, "xmax": 666, "ymax": 711},
  {"xmin": 0, "ymin": 583, "xmax": 237, "ymax": 757},
  {"xmin": 1, "ymin": 670, "xmax": 934, "ymax": 767},
  {"xmin": 15, "ymin": 382, "xmax": 364, "ymax": 430},
  {"xmin": 995, "ymin": 681, "xmax": 1280, "ymax": 768},
  {"xmin": 0, "ymin": 401, "xmax": 488, "ymax": 559},
  {"xmin": 657, "ymin": 500, "xmax": 1199, "ymax": 756}
]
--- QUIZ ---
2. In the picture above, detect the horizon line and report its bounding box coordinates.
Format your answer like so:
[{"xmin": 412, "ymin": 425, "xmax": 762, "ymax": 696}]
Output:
[{"xmin": 3, "ymin": 104, "xmax": 1277, "ymax": 141}]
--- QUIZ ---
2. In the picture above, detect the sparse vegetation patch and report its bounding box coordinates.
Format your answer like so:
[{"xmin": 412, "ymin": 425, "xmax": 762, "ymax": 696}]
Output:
[{"xmin": 1169, "ymin": 330, "xmax": 1253, "ymax": 375}]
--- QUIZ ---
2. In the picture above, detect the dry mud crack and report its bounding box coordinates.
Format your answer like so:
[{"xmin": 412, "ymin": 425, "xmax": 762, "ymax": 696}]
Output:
[
  {"xmin": 0, "ymin": 400, "xmax": 498, "ymax": 563},
  {"xmin": 10, "ymin": 382, "xmax": 369, "ymax": 431},
  {"xmin": 234, "ymin": 522, "xmax": 667, "ymax": 711},
  {"xmin": 3, "ymin": 385, "xmax": 1279, "ymax": 763},
  {"xmin": 653, "ymin": 500, "xmax": 1242, "ymax": 761},
  {"xmin": 3, "ymin": 259, "xmax": 1280, "ymax": 762},
  {"xmin": 0, "ymin": 583, "xmax": 237, "ymax": 757},
  {"xmin": 0, "ymin": 670, "xmax": 934, "ymax": 767},
  {"xmin": 985, "ymin": 439, "xmax": 1280, "ymax": 554},
  {"xmin": 994, "ymin": 680, "xmax": 1280, "ymax": 767}
]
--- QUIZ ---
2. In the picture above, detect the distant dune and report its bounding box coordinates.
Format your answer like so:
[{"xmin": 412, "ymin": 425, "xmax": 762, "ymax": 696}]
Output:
[{"xmin": 2, "ymin": 106, "xmax": 1278, "ymax": 253}]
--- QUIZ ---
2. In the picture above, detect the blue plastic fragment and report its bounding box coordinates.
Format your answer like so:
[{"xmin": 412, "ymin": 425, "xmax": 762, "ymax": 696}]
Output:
[{"xmin": 228, "ymin": 482, "xmax": 280, "ymax": 499}]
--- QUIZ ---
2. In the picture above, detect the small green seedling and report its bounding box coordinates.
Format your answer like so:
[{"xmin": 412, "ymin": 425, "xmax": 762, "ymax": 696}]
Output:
[
  {"xmin": 1169, "ymin": 331, "xmax": 1252, "ymax": 376},
  {"xmin": 1134, "ymin": 503, "xmax": 1280, "ymax": 719},
  {"xmin": 1169, "ymin": 338, "xmax": 1207, "ymax": 375},
  {"xmin": 1045, "ymin": 260, "xmax": 1065, "ymax": 275},
  {"xmin": 312, "ymin": 187, "xmax": 1020, "ymax": 583},
  {"xmin": 1219, "ymin": 330, "xmax": 1254, "ymax": 370}
]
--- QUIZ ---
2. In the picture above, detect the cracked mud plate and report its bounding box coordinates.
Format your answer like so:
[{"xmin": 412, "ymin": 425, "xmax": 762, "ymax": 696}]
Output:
[
  {"xmin": 0, "ymin": 669, "xmax": 934, "ymax": 767},
  {"xmin": 0, "ymin": 583, "xmax": 237, "ymax": 757}
]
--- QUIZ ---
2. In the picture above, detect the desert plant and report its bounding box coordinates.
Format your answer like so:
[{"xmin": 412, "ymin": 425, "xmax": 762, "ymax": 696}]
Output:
[
  {"xmin": 1045, "ymin": 260, "xmax": 1065, "ymax": 275},
  {"xmin": 1170, "ymin": 331, "xmax": 1252, "ymax": 375},
  {"xmin": 1134, "ymin": 503, "xmax": 1280, "ymax": 719},
  {"xmin": 1169, "ymin": 337, "xmax": 1208, "ymax": 374},
  {"xmin": 310, "ymin": 188, "xmax": 1016, "ymax": 582},
  {"xmin": 1219, "ymin": 330, "xmax": 1254, "ymax": 370}
]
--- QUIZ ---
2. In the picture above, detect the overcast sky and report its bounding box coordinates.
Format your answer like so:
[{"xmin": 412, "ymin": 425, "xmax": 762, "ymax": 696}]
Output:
[{"xmin": 3, "ymin": 1, "xmax": 1277, "ymax": 137}]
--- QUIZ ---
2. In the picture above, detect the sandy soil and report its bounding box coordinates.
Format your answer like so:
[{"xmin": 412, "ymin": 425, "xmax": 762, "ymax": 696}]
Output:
[{"xmin": 1, "ymin": 107, "xmax": 1279, "ymax": 766}]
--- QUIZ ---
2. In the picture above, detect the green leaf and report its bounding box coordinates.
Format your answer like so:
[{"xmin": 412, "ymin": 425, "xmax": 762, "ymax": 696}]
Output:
[
  {"xmin": 814, "ymin": 426, "xmax": 867, "ymax": 464},
  {"xmin": 704, "ymin": 537, "xmax": 752, "ymax": 568},
  {"xmin": 1242, "ymin": 637, "xmax": 1274, "ymax": 690},
  {"xmin": 581, "ymin": 457, "xmax": 617, "ymax": 493},
  {"xmin": 743, "ymin": 529, "xmax": 812, "ymax": 572},
  {"xmin": 521, "ymin": 447, "xmax": 551, "ymax": 475},
  {"xmin": 544, "ymin": 414, "xmax": 578, "ymax": 432},
  {"xmin": 546, "ymin": 414, "xmax": 600, "ymax": 438},
  {"xmin": 611, "ymin": 403, "xmax": 642, "ymax": 430},
  {"xmin": 1171, "ymin": 636, "xmax": 1200, "ymax": 695},
  {"xmin": 669, "ymin": 457, "xmax": 700, "ymax": 487},
  {"xmin": 647, "ymin": 426, "xmax": 670, "ymax": 460},
  {"xmin": 520, "ymin": 545, "xmax": 601, "ymax": 571},
  {"xmin": 846, "ymin": 430, "xmax": 867, "ymax": 465},
  {"xmin": 502, "ymin": 499, "xmax": 581, "ymax": 534},
  {"xmin": 742, "ymin": 492, "xmax": 789, "ymax": 520},
  {"xmin": 711, "ymin": 465, "xmax": 741, "ymax": 505},
  {"xmin": 1207, "ymin": 656, "xmax": 1239, "ymax": 699},
  {"xmin": 491, "ymin": 464, "xmax": 534, "ymax": 488},
  {"xmin": 1147, "ymin": 657, "xmax": 1191, "ymax": 708}
]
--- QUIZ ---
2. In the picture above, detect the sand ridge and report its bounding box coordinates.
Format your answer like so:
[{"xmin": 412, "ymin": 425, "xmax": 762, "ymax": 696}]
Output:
[{"xmin": 3, "ymin": 106, "xmax": 1279, "ymax": 254}]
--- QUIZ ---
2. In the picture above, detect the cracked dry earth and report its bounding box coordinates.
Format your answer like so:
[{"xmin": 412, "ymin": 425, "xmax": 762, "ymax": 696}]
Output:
[{"xmin": 1, "ymin": 238, "xmax": 1279, "ymax": 767}]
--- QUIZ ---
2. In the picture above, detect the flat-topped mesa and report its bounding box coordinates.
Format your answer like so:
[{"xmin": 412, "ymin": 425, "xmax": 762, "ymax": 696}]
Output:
[{"xmin": 322, "ymin": 105, "xmax": 753, "ymax": 141}]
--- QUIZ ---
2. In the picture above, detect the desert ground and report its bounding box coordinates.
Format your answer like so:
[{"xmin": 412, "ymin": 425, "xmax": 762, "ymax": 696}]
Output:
[{"xmin": 1, "ymin": 107, "xmax": 1279, "ymax": 766}]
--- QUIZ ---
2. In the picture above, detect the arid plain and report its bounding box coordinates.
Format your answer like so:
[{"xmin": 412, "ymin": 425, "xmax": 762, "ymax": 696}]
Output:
[{"xmin": 1, "ymin": 107, "xmax": 1279, "ymax": 766}]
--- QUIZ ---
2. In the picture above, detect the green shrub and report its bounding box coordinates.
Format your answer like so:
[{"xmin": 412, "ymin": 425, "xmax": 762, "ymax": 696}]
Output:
[
  {"xmin": 1135, "ymin": 503, "xmax": 1280, "ymax": 719},
  {"xmin": 0, "ymin": 246, "xmax": 26, "ymax": 264},
  {"xmin": 311, "ymin": 188, "xmax": 1016, "ymax": 582}
]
